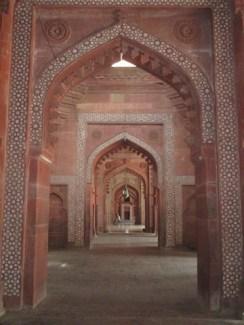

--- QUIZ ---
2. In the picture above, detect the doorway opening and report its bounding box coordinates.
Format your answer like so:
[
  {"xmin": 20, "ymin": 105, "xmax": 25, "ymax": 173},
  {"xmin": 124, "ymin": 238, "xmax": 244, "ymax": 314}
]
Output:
[
  {"xmin": 48, "ymin": 186, "xmax": 68, "ymax": 250},
  {"xmin": 27, "ymin": 31, "xmax": 218, "ymax": 312}
]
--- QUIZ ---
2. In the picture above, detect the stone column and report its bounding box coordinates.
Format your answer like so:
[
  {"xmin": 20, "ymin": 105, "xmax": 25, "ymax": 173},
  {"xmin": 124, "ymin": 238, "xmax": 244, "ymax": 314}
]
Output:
[
  {"xmin": 148, "ymin": 164, "xmax": 154, "ymax": 232},
  {"xmin": 194, "ymin": 144, "xmax": 221, "ymax": 311},
  {"xmin": 0, "ymin": 0, "xmax": 14, "ymax": 313},
  {"xmin": 84, "ymin": 183, "xmax": 92, "ymax": 247},
  {"xmin": 0, "ymin": 281, "xmax": 3, "ymax": 316},
  {"xmin": 235, "ymin": 9, "xmax": 244, "ymax": 297},
  {"xmin": 154, "ymin": 187, "xmax": 159, "ymax": 233},
  {"xmin": 158, "ymin": 186, "xmax": 165, "ymax": 248},
  {"xmin": 105, "ymin": 192, "xmax": 110, "ymax": 230},
  {"xmin": 140, "ymin": 181, "xmax": 145, "ymax": 225},
  {"xmin": 23, "ymin": 148, "xmax": 52, "ymax": 307}
]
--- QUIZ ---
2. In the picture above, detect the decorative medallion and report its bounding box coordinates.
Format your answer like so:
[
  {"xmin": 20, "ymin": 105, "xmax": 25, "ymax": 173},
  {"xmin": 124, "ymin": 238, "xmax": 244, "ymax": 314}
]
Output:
[
  {"xmin": 174, "ymin": 19, "xmax": 201, "ymax": 43},
  {"xmin": 44, "ymin": 19, "xmax": 70, "ymax": 43}
]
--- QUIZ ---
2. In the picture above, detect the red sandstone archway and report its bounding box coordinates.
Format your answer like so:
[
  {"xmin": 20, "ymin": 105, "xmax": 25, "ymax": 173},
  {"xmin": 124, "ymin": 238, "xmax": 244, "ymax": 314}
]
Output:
[
  {"xmin": 86, "ymin": 139, "xmax": 159, "ymax": 245},
  {"xmin": 8, "ymin": 18, "xmax": 225, "ymax": 312},
  {"xmin": 1, "ymin": 0, "xmax": 242, "ymax": 316},
  {"xmin": 41, "ymin": 37, "xmax": 201, "ymax": 148},
  {"xmin": 25, "ymin": 31, "xmax": 218, "ymax": 313},
  {"xmin": 26, "ymin": 32, "xmax": 218, "ymax": 310}
]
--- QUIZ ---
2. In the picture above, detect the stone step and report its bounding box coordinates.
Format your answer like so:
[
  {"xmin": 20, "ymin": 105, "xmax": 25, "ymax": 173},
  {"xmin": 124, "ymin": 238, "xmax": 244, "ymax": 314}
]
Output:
[
  {"xmin": 69, "ymin": 316, "xmax": 244, "ymax": 325},
  {"xmin": 107, "ymin": 224, "xmax": 145, "ymax": 233},
  {"xmin": 2, "ymin": 316, "xmax": 242, "ymax": 325}
]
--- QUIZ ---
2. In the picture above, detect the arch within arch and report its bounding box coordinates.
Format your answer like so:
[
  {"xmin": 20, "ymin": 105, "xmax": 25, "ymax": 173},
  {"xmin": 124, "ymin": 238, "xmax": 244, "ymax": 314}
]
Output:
[
  {"xmin": 2, "ymin": 0, "xmax": 240, "ymax": 310},
  {"xmin": 87, "ymin": 133, "xmax": 163, "ymax": 184},
  {"xmin": 104, "ymin": 165, "xmax": 147, "ymax": 192},
  {"xmin": 105, "ymin": 175, "xmax": 142, "ymax": 228},
  {"xmin": 76, "ymin": 113, "xmax": 175, "ymax": 247},
  {"xmin": 110, "ymin": 175, "xmax": 147, "ymax": 228},
  {"xmin": 31, "ymin": 22, "xmax": 215, "ymax": 147},
  {"xmin": 83, "ymin": 132, "xmax": 166, "ymax": 242}
]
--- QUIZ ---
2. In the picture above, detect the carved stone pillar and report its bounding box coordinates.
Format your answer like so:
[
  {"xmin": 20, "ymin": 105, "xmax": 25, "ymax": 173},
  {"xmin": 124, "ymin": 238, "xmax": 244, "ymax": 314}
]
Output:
[
  {"xmin": 235, "ymin": 8, "xmax": 244, "ymax": 308},
  {"xmin": 145, "ymin": 169, "xmax": 150, "ymax": 232},
  {"xmin": 148, "ymin": 164, "xmax": 154, "ymax": 232},
  {"xmin": 154, "ymin": 187, "xmax": 159, "ymax": 233},
  {"xmin": 140, "ymin": 181, "xmax": 145, "ymax": 225},
  {"xmin": 0, "ymin": 280, "xmax": 3, "ymax": 316},
  {"xmin": 194, "ymin": 144, "xmax": 221, "ymax": 311},
  {"xmin": 23, "ymin": 148, "xmax": 52, "ymax": 307},
  {"xmin": 84, "ymin": 183, "xmax": 92, "ymax": 247},
  {"xmin": 0, "ymin": 0, "xmax": 14, "ymax": 312},
  {"xmin": 158, "ymin": 186, "xmax": 165, "ymax": 248}
]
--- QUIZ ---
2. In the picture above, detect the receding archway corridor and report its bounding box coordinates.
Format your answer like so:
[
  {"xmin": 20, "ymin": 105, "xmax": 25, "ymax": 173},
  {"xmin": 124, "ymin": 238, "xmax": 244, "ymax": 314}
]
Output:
[
  {"xmin": 1, "ymin": 2, "xmax": 244, "ymax": 320},
  {"xmin": 1, "ymin": 234, "xmax": 242, "ymax": 324}
]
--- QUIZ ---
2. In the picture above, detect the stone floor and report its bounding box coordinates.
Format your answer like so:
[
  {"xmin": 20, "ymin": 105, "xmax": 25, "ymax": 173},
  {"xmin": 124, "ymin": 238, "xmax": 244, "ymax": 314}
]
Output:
[{"xmin": 1, "ymin": 234, "xmax": 243, "ymax": 325}]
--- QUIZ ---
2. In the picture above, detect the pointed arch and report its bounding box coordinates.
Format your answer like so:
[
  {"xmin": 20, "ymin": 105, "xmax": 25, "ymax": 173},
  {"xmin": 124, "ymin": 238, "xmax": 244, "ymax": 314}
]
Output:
[
  {"xmin": 104, "ymin": 166, "xmax": 147, "ymax": 191},
  {"xmin": 76, "ymin": 113, "xmax": 174, "ymax": 247},
  {"xmin": 2, "ymin": 0, "xmax": 241, "ymax": 309},
  {"xmin": 87, "ymin": 132, "xmax": 163, "ymax": 185},
  {"xmin": 31, "ymin": 22, "xmax": 215, "ymax": 146}
]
